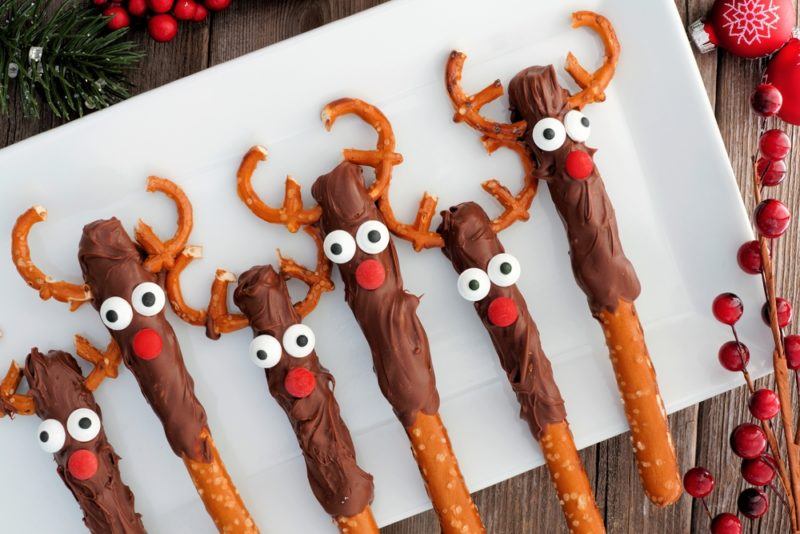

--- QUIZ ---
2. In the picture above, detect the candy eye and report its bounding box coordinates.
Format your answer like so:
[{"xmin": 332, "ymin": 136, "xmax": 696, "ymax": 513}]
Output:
[
  {"xmin": 487, "ymin": 253, "xmax": 521, "ymax": 287},
  {"xmin": 323, "ymin": 230, "xmax": 356, "ymax": 264},
  {"xmin": 531, "ymin": 117, "xmax": 566, "ymax": 152},
  {"xmin": 99, "ymin": 297, "xmax": 133, "ymax": 331},
  {"xmin": 282, "ymin": 324, "xmax": 315, "ymax": 358},
  {"xmin": 66, "ymin": 408, "xmax": 101, "ymax": 442},
  {"xmin": 564, "ymin": 110, "xmax": 591, "ymax": 143},
  {"xmin": 131, "ymin": 282, "xmax": 166, "ymax": 317},
  {"xmin": 249, "ymin": 335, "xmax": 282, "ymax": 369},
  {"xmin": 356, "ymin": 220, "xmax": 390, "ymax": 254},
  {"xmin": 38, "ymin": 419, "xmax": 66, "ymax": 454},
  {"xmin": 457, "ymin": 268, "xmax": 491, "ymax": 302}
]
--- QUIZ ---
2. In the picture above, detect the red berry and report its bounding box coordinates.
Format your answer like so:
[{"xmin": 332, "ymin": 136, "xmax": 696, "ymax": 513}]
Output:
[
  {"xmin": 284, "ymin": 367, "xmax": 316, "ymax": 398},
  {"xmin": 737, "ymin": 487, "xmax": 769, "ymax": 519},
  {"xmin": 148, "ymin": 14, "xmax": 178, "ymax": 42},
  {"xmin": 711, "ymin": 513, "xmax": 742, "ymax": 534},
  {"xmin": 713, "ymin": 293, "xmax": 744, "ymax": 325},
  {"xmin": 128, "ymin": 0, "xmax": 147, "ymax": 16},
  {"xmin": 755, "ymin": 199, "xmax": 791, "ymax": 238},
  {"xmin": 718, "ymin": 341, "xmax": 750, "ymax": 372},
  {"xmin": 759, "ymin": 129, "xmax": 791, "ymax": 160},
  {"xmin": 785, "ymin": 334, "xmax": 800, "ymax": 370},
  {"xmin": 93, "ymin": 0, "xmax": 109, "ymax": 5},
  {"xmin": 749, "ymin": 389, "xmax": 780, "ymax": 420},
  {"xmin": 730, "ymin": 423, "xmax": 767, "ymax": 459},
  {"xmin": 751, "ymin": 84, "xmax": 783, "ymax": 118},
  {"xmin": 683, "ymin": 467, "xmax": 714, "ymax": 498},
  {"xmin": 173, "ymin": 0, "xmax": 197, "ymax": 20},
  {"xmin": 104, "ymin": 6, "xmax": 130, "ymax": 30},
  {"xmin": 762, "ymin": 298, "xmax": 792, "ymax": 328},
  {"xmin": 205, "ymin": 0, "xmax": 231, "ymax": 10},
  {"xmin": 737, "ymin": 241, "xmax": 762, "ymax": 274},
  {"xmin": 192, "ymin": 4, "xmax": 207, "ymax": 20},
  {"xmin": 148, "ymin": 0, "xmax": 174, "ymax": 13},
  {"xmin": 756, "ymin": 157, "xmax": 787, "ymax": 187},
  {"xmin": 741, "ymin": 455, "xmax": 776, "ymax": 486}
]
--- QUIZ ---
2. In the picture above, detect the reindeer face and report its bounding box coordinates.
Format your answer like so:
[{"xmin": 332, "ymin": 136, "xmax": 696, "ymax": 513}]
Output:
[
  {"xmin": 456, "ymin": 252, "xmax": 522, "ymax": 328},
  {"xmin": 322, "ymin": 218, "xmax": 391, "ymax": 291}
]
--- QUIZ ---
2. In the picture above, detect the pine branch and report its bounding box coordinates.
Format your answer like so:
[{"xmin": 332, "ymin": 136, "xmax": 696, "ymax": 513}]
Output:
[{"xmin": 0, "ymin": 0, "xmax": 142, "ymax": 119}]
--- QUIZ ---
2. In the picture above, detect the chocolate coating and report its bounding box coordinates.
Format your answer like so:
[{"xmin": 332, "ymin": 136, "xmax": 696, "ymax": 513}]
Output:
[
  {"xmin": 233, "ymin": 265, "xmax": 374, "ymax": 518},
  {"xmin": 508, "ymin": 65, "xmax": 640, "ymax": 314},
  {"xmin": 438, "ymin": 203, "xmax": 566, "ymax": 439},
  {"xmin": 311, "ymin": 162, "xmax": 439, "ymax": 427},
  {"xmin": 24, "ymin": 349, "xmax": 145, "ymax": 534},
  {"xmin": 78, "ymin": 218, "xmax": 211, "ymax": 463}
]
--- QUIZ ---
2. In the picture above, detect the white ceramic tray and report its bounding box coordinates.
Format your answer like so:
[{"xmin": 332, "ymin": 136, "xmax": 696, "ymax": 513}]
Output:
[{"xmin": 0, "ymin": 0, "xmax": 771, "ymax": 532}]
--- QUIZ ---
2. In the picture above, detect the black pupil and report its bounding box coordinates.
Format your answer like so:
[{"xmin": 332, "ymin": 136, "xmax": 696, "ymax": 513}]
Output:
[
  {"xmin": 543, "ymin": 128, "xmax": 555, "ymax": 140},
  {"xmin": 40, "ymin": 431, "xmax": 49, "ymax": 442},
  {"xmin": 105, "ymin": 310, "xmax": 118, "ymax": 323},
  {"xmin": 142, "ymin": 292, "xmax": 156, "ymax": 307},
  {"xmin": 297, "ymin": 335, "xmax": 308, "ymax": 347},
  {"xmin": 330, "ymin": 243, "xmax": 343, "ymax": 255},
  {"xmin": 368, "ymin": 229, "xmax": 381, "ymax": 243},
  {"xmin": 581, "ymin": 117, "xmax": 590, "ymax": 127},
  {"xmin": 79, "ymin": 417, "xmax": 92, "ymax": 429},
  {"xmin": 468, "ymin": 280, "xmax": 480, "ymax": 291},
  {"xmin": 256, "ymin": 349, "xmax": 268, "ymax": 361},
  {"xmin": 500, "ymin": 262, "xmax": 512, "ymax": 275}
]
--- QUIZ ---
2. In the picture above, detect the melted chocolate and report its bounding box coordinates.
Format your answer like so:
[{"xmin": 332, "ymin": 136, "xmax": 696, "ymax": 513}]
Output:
[
  {"xmin": 311, "ymin": 162, "xmax": 439, "ymax": 427},
  {"xmin": 233, "ymin": 265, "xmax": 374, "ymax": 517},
  {"xmin": 78, "ymin": 218, "xmax": 210, "ymax": 463},
  {"xmin": 508, "ymin": 65, "xmax": 640, "ymax": 314},
  {"xmin": 438, "ymin": 203, "xmax": 566, "ymax": 438},
  {"xmin": 24, "ymin": 349, "xmax": 145, "ymax": 534}
]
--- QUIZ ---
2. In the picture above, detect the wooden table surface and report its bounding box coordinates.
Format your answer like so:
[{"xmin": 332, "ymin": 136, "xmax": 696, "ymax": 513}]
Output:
[{"xmin": 3, "ymin": 1, "xmax": 798, "ymax": 532}]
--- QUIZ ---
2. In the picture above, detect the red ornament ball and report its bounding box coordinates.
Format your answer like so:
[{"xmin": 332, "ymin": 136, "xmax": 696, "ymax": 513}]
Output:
[
  {"xmin": 173, "ymin": 0, "xmax": 198, "ymax": 20},
  {"xmin": 755, "ymin": 199, "xmax": 791, "ymax": 238},
  {"xmin": 487, "ymin": 297, "xmax": 519, "ymax": 327},
  {"xmin": 785, "ymin": 334, "xmax": 800, "ymax": 369},
  {"xmin": 762, "ymin": 297, "xmax": 792, "ymax": 327},
  {"xmin": 766, "ymin": 38, "xmax": 800, "ymax": 125},
  {"xmin": 751, "ymin": 83, "xmax": 783, "ymax": 117},
  {"xmin": 713, "ymin": 293, "xmax": 744, "ymax": 325},
  {"xmin": 683, "ymin": 467, "xmax": 715, "ymax": 498},
  {"xmin": 128, "ymin": 0, "xmax": 147, "ymax": 16},
  {"xmin": 148, "ymin": 14, "xmax": 178, "ymax": 42},
  {"xmin": 284, "ymin": 367, "xmax": 316, "ymax": 398},
  {"xmin": 148, "ymin": 0, "xmax": 174, "ymax": 13},
  {"xmin": 741, "ymin": 455, "xmax": 776, "ymax": 486},
  {"xmin": 759, "ymin": 129, "xmax": 791, "ymax": 160},
  {"xmin": 738, "ymin": 487, "xmax": 769, "ymax": 519},
  {"xmin": 193, "ymin": 4, "xmax": 208, "ymax": 21},
  {"xmin": 104, "ymin": 6, "xmax": 130, "ymax": 30},
  {"xmin": 756, "ymin": 157, "xmax": 787, "ymax": 187},
  {"xmin": 710, "ymin": 513, "xmax": 742, "ymax": 534},
  {"xmin": 205, "ymin": 0, "xmax": 231, "ymax": 11},
  {"xmin": 730, "ymin": 423, "xmax": 767, "ymax": 459},
  {"xmin": 718, "ymin": 341, "xmax": 750, "ymax": 372},
  {"xmin": 749, "ymin": 388, "xmax": 780, "ymax": 420},
  {"xmin": 737, "ymin": 240, "xmax": 762, "ymax": 274}
]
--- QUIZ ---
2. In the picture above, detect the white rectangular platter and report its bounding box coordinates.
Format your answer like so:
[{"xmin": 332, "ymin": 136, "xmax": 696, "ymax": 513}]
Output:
[{"xmin": 0, "ymin": 0, "xmax": 772, "ymax": 532}]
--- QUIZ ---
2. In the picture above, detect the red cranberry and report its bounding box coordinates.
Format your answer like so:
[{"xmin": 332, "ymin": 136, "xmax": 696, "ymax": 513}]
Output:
[
  {"xmin": 128, "ymin": 0, "xmax": 147, "ymax": 16},
  {"xmin": 755, "ymin": 199, "xmax": 791, "ymax": 238},
  {"xmin": 759, "ymin": 129, "xmax": 791, "ymax": 160},
  {"xmin": 737, "ymin": 487, "xmax": 769, "ymax": 519},
  {"xmin": 785, "ymin": 334, "xmax": 800, "ymax": 369},
  {"xmin": 683, "ymin": 467, "xmax": 714, "ymax": 498},
  {"xmin": 756, "ymin": 157, "xmax": 787, "ymax": 187},
  {"xmin": 741, "ymin": 455, "xmax": 776, "ymax": 486},
  {"xmin": 730, "ymin": 423, "xmax": 767, "ymax": 459},
  {"xmin": 173, "ymin": 0, "xmax": 198, "ymax": 20},
  {"xmin": 148, "ymin": 14, "xmax": 178, "ymax": 42},
  {"xmin": 762, "ymin": 297, "xmax": 792, "ymax": 327},
  {"xmin": 193, "ymin": 4, "xmax": 208, "ymax": 21},
  {"xmin": 148, "ymin": 0, "xmax": 174, "ymax": 13},
  {"xmin": 713, "ymin": 293, "xmax": 744, "ymax": 325},
  {"xmin": 751, "ymin": 84, "xmax": 783, "ymax": 117},
  {"xmin": 93, "ymin": 0, "xmax": 109, "ymax": 5},
  {"xmin": 711, "ymin": 513, "xmax": 742, "ymax": 534},
  {"xmin": 737, "ymin": 240, "xmax": 762, "ymax": 274},
  {"xmin": 103, "ymin": 6, "xmax": 130, "ymax": 30},
  {"xmin": 749, "ymin": 389, "xmax": 780, "ymax": 420},
  {"xmin": 718, "ymin": 341, "xmax": 750, "ymax": 372},
  {"xmin": 205, "ymin": 0, "xmax": 231, "ymax": 10}
]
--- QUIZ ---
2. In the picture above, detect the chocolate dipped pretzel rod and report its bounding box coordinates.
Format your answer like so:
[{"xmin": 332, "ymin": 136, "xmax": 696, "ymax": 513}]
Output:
[
  {"xmin": 12, "ymin": 178, "xmax": 257, "ymax": 533},
  {"xmin": 445, "ymin": 11, "xmax": 681, "ymax": 505},
  {"xmin": 1, "ymin": 347, "xmax": 145, "ymax": 534}
]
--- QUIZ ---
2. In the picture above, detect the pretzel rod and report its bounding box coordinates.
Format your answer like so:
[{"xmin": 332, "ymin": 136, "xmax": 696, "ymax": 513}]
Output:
[{"xmin": 335, "ymin": 509, "xmax": 379, "ymax": 534}]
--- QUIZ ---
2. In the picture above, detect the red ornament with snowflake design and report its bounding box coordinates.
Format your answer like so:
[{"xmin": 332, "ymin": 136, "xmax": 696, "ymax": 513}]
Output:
[
  {"xmin": 689, "ymin": 0, "xmax": 795, "ymax": 58},
  {"xmin": 765, "ymin": 38, "xmax": 800, "ymax": 124}
]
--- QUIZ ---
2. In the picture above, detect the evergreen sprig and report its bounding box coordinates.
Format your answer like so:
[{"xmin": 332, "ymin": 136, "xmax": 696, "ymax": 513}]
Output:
[{"xmin": 0, "ymin": 0, "xmax": 142, "ymax": 119}]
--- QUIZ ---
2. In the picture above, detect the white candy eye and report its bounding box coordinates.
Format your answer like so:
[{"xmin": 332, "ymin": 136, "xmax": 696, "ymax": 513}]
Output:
[
  {"xmin": 531, "ymin": 117, "xmax": 566, "ymax": 152},
  {"xmin": 323, "ymin": 230, "xmax": 356, "ymax": 264},
  {"xmin": 487, "ymin": 253, "xmax": 521, "ymax": 287},
  {"xmin": 457, "ymin": 268, "xmax": 491, "ymax": 302},
  {"xmin": 282, "ymin": 324, "xmax": 315, "ymax": 358},
  {"xmin": 100, "ymin": 297, "xmax": 133, "ymax": 331},
  {"xmin": 38, "ymin": 419, "xmax": 66, "ymax": 454},
  {"xmin": 66, "ymin": 408, "xmax": 101, "ymax": 442},
  {"xmin": 249, "ymin": 335, "xmax": 282, "ymax": 369},
  {"xmin": 131, "ymin": 282, "xmax": 166, "ymax": 317},
  {"xmin": 356, "ymin": 220, "xmax": 390, "ymax": 254},
  {"xmin": 564, "ymin": 110, "xmax": 591, "ymax": 142}
]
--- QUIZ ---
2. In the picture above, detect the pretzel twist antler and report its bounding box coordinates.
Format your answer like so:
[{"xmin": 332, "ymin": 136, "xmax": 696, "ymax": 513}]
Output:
[
  {"xmin": 12, "ymin": 206, "xmax": 92, "ymax": 311},
  {"xmin": 135, "ymin": 177, "xmax": 194, "ymax": 273},
  {"xmin": 73, "ymin": 336, "xmax": 122, "ymax": 392},
  {"xmin": 278, "ymin": 226, "xmax": 334, "ymax": 318},
  {"xmin": 480, "ymin": 136, "xmax": 537, "ymax": 233},
  {"xmin": 445, "ymin": 52, "xmax": 527, "ymax": 142},
  {"xmin": 565, "ymin": 11, "xmax": 620, "ymax": 110},
  {"xmin": 0, "ymin": 361, "xmax": 35, "ymax": 417},
  {"xmin": 237, "ymin": 145, "xmax": 322, "ymax": 233}
]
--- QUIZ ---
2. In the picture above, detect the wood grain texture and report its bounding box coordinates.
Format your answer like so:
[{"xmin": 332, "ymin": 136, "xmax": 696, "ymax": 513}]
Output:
[{"xmin": 3, "ymin": 0, "xmax": 799, "ymax": 532}]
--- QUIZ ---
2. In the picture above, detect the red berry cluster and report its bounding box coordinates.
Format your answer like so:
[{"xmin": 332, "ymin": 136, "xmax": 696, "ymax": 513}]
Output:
[
  {"xmin": 92, "ymin": 0, "xmax": 232, "ymax": 42},
  {"xmin": 683, "ymin": 467, "xmax": 743, "ymax": 533}
]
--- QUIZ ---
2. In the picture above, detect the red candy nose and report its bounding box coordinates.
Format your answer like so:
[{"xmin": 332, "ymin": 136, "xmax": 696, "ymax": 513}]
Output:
[
  {"xmin": 284, "ymin": 367, "xmax": 316, "ymax": 399},
  {"xmin": 565, "ymin": 150, "xmax": 594, "ymax": 180},
  {"xmin": 355, "ymin": 259, "xmax": 386, "ymax": 290},
  {"xmin": 487, "ymin": 297, "xmax": 519, "ymax": 327},
  {"xmin": 68, "ymin": 449, "xmax": 98, "ymax": 480},
  {"xmin": 133, "ymin": 328, "xmax": 163, "ymax": 360}
]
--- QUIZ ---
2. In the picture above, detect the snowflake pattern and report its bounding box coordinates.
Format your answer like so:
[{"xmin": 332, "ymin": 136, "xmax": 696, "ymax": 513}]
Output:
[{"xmin": 721, "ymin": 0, "xmax": 781, "ymax": 45}]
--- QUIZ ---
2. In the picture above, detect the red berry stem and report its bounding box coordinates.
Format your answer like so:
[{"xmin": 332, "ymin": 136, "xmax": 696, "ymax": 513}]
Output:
[
  {"xmin": 700, "ymin": 497, "xmax": 713, "ymax": 521},
  {"xmin": 731, "ymin": 325, "xmax": 756, "ymax": 393},
  {"xmin": 768, "ymin": 481, "xmax": 791, "ymax": 512}
]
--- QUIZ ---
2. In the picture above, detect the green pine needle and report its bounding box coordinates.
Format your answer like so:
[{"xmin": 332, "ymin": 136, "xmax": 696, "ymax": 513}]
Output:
[{"xmin": 0, "ymin": 0, "xmax": 142, "ymax": 119}]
